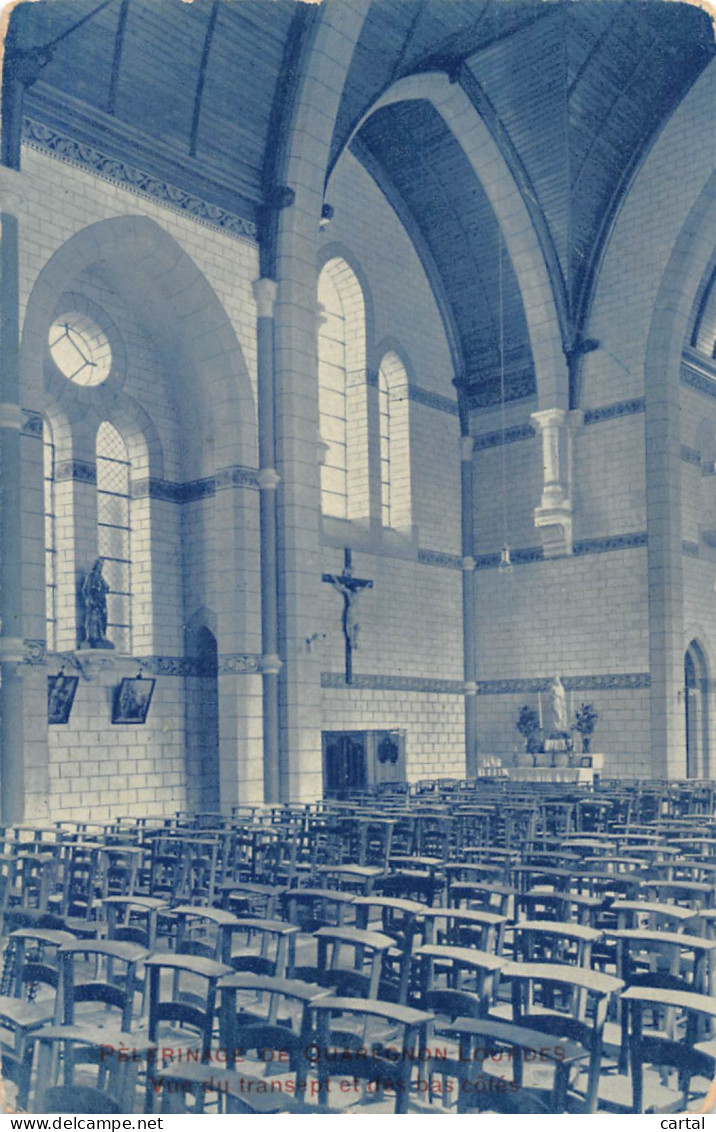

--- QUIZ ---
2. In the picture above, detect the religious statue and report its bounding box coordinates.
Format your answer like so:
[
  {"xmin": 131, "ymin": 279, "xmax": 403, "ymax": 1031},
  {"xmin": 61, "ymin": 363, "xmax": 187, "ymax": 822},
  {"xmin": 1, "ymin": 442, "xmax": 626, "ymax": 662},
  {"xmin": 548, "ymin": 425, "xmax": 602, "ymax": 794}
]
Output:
[
  {"xmin": 81, "ymin": 558, "xmax": 114, "ymax": 650},
  {"xmin": 549, "ymin": 674, "xmax": 569, "ymax": 735}
]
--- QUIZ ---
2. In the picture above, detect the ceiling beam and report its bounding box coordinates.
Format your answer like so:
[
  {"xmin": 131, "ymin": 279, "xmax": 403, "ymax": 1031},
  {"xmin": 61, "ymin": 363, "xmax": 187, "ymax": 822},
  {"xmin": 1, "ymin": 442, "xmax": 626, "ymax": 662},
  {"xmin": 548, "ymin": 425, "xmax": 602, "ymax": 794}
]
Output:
[
  {"xmin": 189, "ymin": 0, "xmax": 220, "ymax": 158},
  {"xmin": 107, "ymin": 0, "xmax": 129, "ymax": 116}
]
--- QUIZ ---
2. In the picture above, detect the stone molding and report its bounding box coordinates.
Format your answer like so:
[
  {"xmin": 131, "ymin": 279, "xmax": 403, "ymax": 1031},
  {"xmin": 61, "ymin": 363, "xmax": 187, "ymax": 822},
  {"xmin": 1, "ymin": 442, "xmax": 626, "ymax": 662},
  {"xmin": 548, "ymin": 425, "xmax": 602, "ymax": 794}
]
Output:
[
  {"xmin": 55, "ymin": 460, "xmax": 96, "ymax": 484},
  {"xmin": 321, "ymin": 670, "xmax": 650, "ymax": 694},
  {"xmin": 583, "ymin": 398, "xmax": 645, "ymax": 424},
  {"xmin": 476, "ymin": 673, "xmax": 650, "ymax": 693},
  {"xmin": 132, "ymin": 467, "xmax": 260, "ymax": 503},
  {"xmin": 408, "ymin": 387, "xmax": 459, "ymax": 415},
  {"xmin": 321, "ymin": 672, "xmax": 465, "ymax": 694},
  {"xmin": 23, "ymin": 118, "xmax": 258, "ymax": 244}
]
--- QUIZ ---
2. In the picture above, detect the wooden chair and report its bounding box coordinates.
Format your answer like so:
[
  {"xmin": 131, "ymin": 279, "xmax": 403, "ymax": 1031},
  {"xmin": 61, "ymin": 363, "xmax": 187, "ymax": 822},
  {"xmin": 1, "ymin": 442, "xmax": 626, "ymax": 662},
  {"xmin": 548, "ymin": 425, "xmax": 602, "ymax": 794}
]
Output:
[
  {"xmin": 353, "ymin": 895, "xmax": 424, "ymax": 1003},
  {"xmin": 295, "ymin": 926, "xmax": 395, "ymax": 999},
  {"xmin": 498, "ymin": 961, "xmax": 624, "ymax": 1112},
  {"xmin": 618, "ymin": 986, "xmax": 716, "ymax": 1112},
  {"xmin": 443, "ymin": 1016, "xmax": 590, "ymax": 1113},
  {"xmin": 511, "ymin": 921, "xmax": 602, "ymax": 968},
  {"xmin": 144, "ymin": 953, "xmax": 232, "ymax": 1113},
  {"xmin": 413, "ymin": 944, "xmax": 504, "ymax": 1015},
  {"xmin": 224, "ymin": 918, "xmax": 299, "ymax": 977},
  {"xmin": 58, "ymin": 939, "xmax": 148, "ymax": 1033},
  {"xmin": 304, "ymin": 996, "xmax": 434, "ymax": 1113},
  {"xmin": 0, "ymin": 928, "xmax": 72, "ymax": 1108}
]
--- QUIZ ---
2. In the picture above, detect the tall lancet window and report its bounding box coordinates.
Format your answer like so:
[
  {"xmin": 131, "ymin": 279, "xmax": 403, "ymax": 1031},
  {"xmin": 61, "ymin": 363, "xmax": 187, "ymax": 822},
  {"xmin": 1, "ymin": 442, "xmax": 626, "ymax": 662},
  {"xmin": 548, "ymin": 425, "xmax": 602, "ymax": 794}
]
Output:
[
  {"xmin": 318, "ymin": 258, "xmax": 368, "ymax": 520},
  {"xmin": 377, "ymin": 351, "xmax": 412, "ymax": 530},
  {"xmin": 43, "ymin": 421, "xmax": 56, "ymax": 652},
  {"xmin": 96, "ymin": 422, "xmax": 132, "ymax": 653}
]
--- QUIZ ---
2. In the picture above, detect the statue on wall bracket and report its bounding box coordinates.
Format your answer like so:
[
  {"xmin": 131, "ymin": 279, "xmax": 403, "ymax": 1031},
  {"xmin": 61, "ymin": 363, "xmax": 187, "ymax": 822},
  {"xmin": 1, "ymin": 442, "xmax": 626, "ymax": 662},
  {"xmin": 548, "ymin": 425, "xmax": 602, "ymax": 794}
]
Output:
[{"xmin": 79, "ymin": 558, "xmax": 114, "ymax": 650}]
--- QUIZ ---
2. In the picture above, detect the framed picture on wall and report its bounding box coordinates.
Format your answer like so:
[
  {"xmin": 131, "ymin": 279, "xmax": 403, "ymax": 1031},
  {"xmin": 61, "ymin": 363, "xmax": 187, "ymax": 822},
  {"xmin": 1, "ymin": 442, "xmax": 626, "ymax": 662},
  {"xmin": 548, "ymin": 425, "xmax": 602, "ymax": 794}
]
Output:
[
  {"xmin": 47, "ymin": 673, "xmax": 79, "ymax": 725},
  {"xmin": 112, "ymin": 676, "xmax": 155, "ymax": 725}
]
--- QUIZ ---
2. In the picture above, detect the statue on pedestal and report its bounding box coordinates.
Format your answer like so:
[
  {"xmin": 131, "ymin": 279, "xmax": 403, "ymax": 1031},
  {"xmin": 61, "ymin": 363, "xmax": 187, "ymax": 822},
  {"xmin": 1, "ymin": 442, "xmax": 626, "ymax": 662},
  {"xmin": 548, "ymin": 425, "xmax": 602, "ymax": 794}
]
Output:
[
  {"xmin": 549, "ymin": 674, "xmax": 569, "ymax": 735},
  {"xmin": 80, "ymin": 558, "xmax": 114, "ymax": 650},
  {"xmin": 544, "ymin": 675, "xmax": 572, "ymax": 765}
]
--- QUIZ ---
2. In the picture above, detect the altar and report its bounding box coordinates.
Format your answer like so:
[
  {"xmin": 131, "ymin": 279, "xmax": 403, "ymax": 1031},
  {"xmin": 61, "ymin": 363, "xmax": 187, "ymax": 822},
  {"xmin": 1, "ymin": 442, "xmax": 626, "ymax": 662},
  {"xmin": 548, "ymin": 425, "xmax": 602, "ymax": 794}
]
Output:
[
  {"xmin": 506, "ymin": 766, "xmax": 595, "ymax": 785},
  {"xmin": 476, "ymin": 753, "xmax": 604, "ymax": 786}
]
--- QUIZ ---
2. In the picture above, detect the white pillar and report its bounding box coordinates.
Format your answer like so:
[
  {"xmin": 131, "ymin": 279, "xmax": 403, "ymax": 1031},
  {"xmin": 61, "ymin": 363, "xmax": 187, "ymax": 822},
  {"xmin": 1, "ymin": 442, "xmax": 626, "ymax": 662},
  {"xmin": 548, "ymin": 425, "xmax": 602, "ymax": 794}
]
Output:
[{"xmin": 530, "ymin": 408, "xmax": 584, "ymax": 558}]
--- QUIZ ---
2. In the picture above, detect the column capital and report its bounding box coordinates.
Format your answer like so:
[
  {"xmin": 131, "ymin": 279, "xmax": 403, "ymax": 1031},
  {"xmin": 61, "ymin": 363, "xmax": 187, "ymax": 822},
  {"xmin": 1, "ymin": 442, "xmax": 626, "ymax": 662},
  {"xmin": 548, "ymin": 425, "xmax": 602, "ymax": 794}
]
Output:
[
  {"xmin": 461, "ymin": 555, "xmax": 476, "ymax": 572},
  {"xmin": 530, "ymin": 407, "xmax": 568, "ymax": 433},
  {"xmin": 464, "ymin": 680, "xmax": 478, "ymax": 696},
  {"xmin": 0, "ymin": 167, "xmax": 26, "ymax": 214},
  {"xmin": 252, "ymin": 277, "xmax": 277, "ymax": 319},
  {"xmin": 257, "ymin": 467, "xmax": 281, "ymax": 490},
  {"xmin": 261, "ymin": 654, "xmax": 283, "ymax": 675},
  {"xmin": 0, "ymin": 403, "xmax": 23, "ymax": 430}
]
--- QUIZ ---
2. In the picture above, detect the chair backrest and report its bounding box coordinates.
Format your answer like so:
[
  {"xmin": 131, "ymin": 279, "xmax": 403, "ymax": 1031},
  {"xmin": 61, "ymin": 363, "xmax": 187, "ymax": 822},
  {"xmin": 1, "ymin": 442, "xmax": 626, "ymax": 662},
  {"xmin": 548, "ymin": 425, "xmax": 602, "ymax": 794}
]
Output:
[
  {"xmin": 145, "ymin": 954, "xmax": 232, "ymax": 1058},
  {"xmin": 60, "ymin": 940, "xmax": 148, "ymax": 1032},
  {"xmin": 40, "ymin": 1085, "xmax": 122, "ymax": 1115},
  {"xmin": 622, "ymin": 986, "xmax": 716, "ymax": 1112},
  {"xmin": 505, "ymin": 961, "xmax": 624, "ymax": 1113}
]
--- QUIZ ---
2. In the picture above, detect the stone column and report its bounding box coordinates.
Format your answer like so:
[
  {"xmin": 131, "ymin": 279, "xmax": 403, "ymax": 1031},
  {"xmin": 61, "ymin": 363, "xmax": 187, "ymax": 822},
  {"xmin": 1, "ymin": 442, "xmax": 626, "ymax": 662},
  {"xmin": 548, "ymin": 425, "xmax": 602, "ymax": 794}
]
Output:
[
  {"xmin": 645, "ymin": 349, "xmax": 685, "ymax": 777},
  {"xmin": 460, "ymin": 433, "xmax": 478, "ymax": 776},
  {"xmin": 0, "ymin": 168, "xmax": 27, "ymax": 821},
  {"xmin": 253, "ymin": 277, "xmax": 282, "ymax": 803},
  {"xmin": 530, "ymin": 407, "xmax": 583, "ymax": 558}
]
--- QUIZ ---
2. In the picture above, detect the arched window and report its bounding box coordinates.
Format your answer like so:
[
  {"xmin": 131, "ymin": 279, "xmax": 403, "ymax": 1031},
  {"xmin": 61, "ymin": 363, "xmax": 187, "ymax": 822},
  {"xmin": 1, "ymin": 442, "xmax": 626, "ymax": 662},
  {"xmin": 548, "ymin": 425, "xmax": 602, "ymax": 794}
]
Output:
[
  {"xmin": 43, "ymin": 421, "xmax": 56, "ymax": 652},
  {"xmin": 377, "ymin": 351, "xmax": 412, "ymax": 530},
  {"xmin": 318, "ymin": 258, "xmax": 368, "ymax": 520},
  {"xmin": 96, "ymin": 422, "xmax": 132, "ymax": 653}
]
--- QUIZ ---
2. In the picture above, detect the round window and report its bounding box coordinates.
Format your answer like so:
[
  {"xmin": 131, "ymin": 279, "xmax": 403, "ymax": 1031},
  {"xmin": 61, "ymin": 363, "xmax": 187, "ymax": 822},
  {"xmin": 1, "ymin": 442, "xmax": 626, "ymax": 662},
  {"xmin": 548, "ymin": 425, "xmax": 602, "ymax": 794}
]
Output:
[{"xmin": 49, "ymin": 312, "xmax": 112, "ymax": 386}]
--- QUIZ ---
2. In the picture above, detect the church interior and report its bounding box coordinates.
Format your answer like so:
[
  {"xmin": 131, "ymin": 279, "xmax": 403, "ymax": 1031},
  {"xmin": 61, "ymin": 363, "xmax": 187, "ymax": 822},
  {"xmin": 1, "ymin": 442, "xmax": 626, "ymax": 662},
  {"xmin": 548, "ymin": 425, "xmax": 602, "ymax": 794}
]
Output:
[{"xmin": 0, "ymin": 0, "xmax": 716, "ymax": 1115}]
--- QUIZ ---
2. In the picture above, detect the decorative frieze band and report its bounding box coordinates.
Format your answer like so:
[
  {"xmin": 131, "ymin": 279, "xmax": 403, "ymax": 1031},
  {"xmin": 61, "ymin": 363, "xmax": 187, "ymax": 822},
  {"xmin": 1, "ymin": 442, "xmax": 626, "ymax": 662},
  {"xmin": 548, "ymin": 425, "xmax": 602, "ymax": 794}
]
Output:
[
  {"xmin": 322, "ymin": 670, "xmax": 650, "ymax": 694},
  {"xmin": 474, "ymin": 546, "xmax": 543, "ymax": 570},
  {"xmin": 417, "ymin": 549, "xmax": 463, "ymax": 570},
  {"xmin": 408, "ymin": 387, "xmax": 459, "ymax": 416},
  {"xmin": 418, "ymin": 532, "xmax": 648, "ymax": 572},
  {"xmin": 321, "ymin": 672, "xmax": 465, "ymax": 694},
  {"xmin": 473, "ymin": 423, "xmax": 536, "ymax": 451},
  {"xmin": 583, "ymin": 398, "xmax": 645, "ymax": 424},
  {"xmin": 468, "ymin": 371, "xmax": 535, "ymax": 409},
  {"xmin": 22, "ymin": 118, "xmax": 258, "ymax": 244},
  {"xmin": 137, "ymin": 653, "xmax": 262, "ymax": 676},
  {"xmin": 55, "ymin": 460, "xmax": 96, "ymax": 484},
  {"xmin": 572, "ymin": 531, "xmax": 647, "ymax": 555},
  {"xmin": 469, "ymin": 399, "xmax": 645, "ymax": 454},
  {"xmin": 681, "ymin": 365, "xmax": 716, "ymax": 399},
  {"xmin": 475, "ymin": 672, "xmax": 650, "ymax": 693},
  {"xmin": 132, "ymin": 466, "xmax": 259, "ymax": 503},
  {"xmin": 37, "ymin": 652, "xmax": 261, "ymax": 676}
]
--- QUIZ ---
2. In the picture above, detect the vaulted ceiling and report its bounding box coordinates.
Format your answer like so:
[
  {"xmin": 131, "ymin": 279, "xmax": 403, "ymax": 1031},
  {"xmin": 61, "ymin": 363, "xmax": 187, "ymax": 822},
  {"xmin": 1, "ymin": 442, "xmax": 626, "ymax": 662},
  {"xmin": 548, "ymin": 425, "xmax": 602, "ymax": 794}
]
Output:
[{"xmin": 7, "ymin": 0, "xmax": 715, "ymax": 407}]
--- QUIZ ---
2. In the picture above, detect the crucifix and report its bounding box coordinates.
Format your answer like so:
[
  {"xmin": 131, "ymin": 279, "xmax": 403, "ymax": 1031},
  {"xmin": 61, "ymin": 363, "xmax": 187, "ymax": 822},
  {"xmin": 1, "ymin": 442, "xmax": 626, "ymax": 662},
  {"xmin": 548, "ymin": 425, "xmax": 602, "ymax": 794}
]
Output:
[{"xmin": 322, "ymin": 548, "xmax": 373, "ymax": 685}]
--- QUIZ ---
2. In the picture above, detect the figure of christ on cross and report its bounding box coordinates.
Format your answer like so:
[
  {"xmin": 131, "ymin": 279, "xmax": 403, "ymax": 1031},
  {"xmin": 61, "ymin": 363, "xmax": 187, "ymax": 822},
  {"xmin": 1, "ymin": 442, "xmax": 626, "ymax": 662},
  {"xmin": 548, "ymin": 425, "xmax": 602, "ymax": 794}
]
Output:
[{"xmin": 322, "ymin": 548, "xmax": 373, "ymax": 685}]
